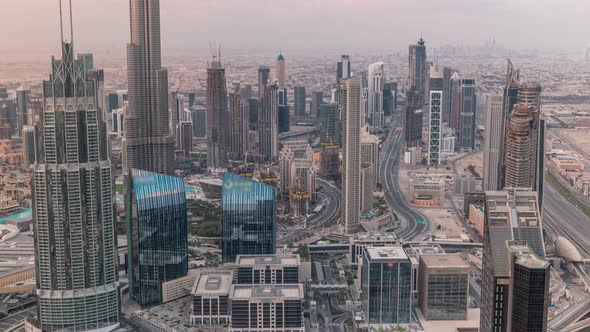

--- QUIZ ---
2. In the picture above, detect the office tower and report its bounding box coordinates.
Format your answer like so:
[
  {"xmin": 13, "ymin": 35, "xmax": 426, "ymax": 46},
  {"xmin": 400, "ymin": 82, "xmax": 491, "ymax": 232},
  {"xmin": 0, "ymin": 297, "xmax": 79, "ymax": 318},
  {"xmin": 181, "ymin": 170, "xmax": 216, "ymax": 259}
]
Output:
[
  {"xmin": 409, "ymin": 36, "xmax": 427, "ymax": 103},
  {"xmin": 341, "ymin": 76, "xmax": 362, "ymax": 234},
  {"xmin": 504, "ymin": 104, "xmax": 536, "ymax": 189},
  {"xmin": 278, "ymin": 88, "xmax": 290, "ymax": 133},
  {"xmin": 206, "ymin": 54, "xmax": 228, "ymax": 168},
  {"xmin": 448, "ymin": 72, "xmax": 462, "ymax": 134},
  {"xmin": 483, "ymin": 94, "xmax": 504, "ymax": 191},
  {"xmin": 360, "ymin": 162, "xmax": 375, "ymax": 212},
  {"xmin": 361, "ymin": 130, "xmax": 380, "ymax": 184},
  {"xmin": 127, "ymin": 168, "xmax": 188, "ymax": 307},
  {"xmin": 507, "ymin": 241, "xmax": 550, "ymax": 332},
  {"xmin": 190, "ymin": 271, "xmax": 233, "ymax": 327},
  {"xmin": 107, "ymin": 92, "xmax": 119, "ymax": 112},
  {"xmin": 278, "ymin": 87, "xmax": 288, "ymax": 106},
  {"xmin": 192, "ymin": 105, "xmax": 206, "ymax": 138},
  {"xmin": 222, "ymin": 173, "xmax": 276, "ymax": 262},
  {"xmin": 319, "ymin": 103, "xmax": 341, "ymax": 145},
  {"xmin": 243, "ymin": 84, "xmax": 253, "ymax": 99},
  {"xmin": 428, "ymin": 66, "xmax": 444, "ymax": 166},
  {"xmin": 383, "ymin": 82, "xmax": 397, "ymax": 117},
  {"xmin": 348, "ymin": 232, "xmax": 399, "ymax": 267},
  {"xmin": 0, "ymin": 88, "xmax": 16, "ymax": 138},
  {"xmin": 112, "ymin": 106, "xmax": 126, "ymax": 138},
  {"xmin": 497, "ymin": 60, "xmax": 520, "ymax": 187},
  {"xmin": 126, "ymin": 0, "xmax": 175, "ymax": 176},
  {"xmin": 337, "ymin": 54, "xmax": 351, "ymax": 85},
  {"xmin": 480, "ymin": 188, "xmax": 545, "ymax": 332},
  {"xmin": 229, "ymin": 284, "xmax": 304, "ymax": 332},
  {"xmin": 361, "ymin": 247, "xmax": 412, "ymax": 324},
  {"xmin": 236, "ymin": 254, "xmax": 300, "ymax": 284},
  {"xmin": 176, "ymin": 121, "xmax": 193, "ymax": 158},
  {"xmin": 32, "ymin": 17, "xmax": 119, "ymax": 329},
  {"xmin": 276, "ymin": 53, "xmax": 287, "ymax": 87},
  {"xmin": 258, "ymin": 84, "xmax": 279, "ymax": 161},
  {"xmin": 228, "ymin": 92, "xmax": 247, "ymax": 160},
  {"xmin": 460, "ymin": 78, "xmax": 476, "ymax": 150},
  {"xmin": 258, "ymin": 66, "xmax": 270, "ymax": 99},
  {"xmin": 320, "ymin": 145, "xmax": 340, "ymax": 181},
  {"xmin": 310, "ymin": 91, "xmax": 323, "ymax": 117},
  {"xmin": 441, "ymin": 67, "xmax": 453, "ymax": 123},
  {"xmin": 418, "ymin": 254, "xmax": 469, "ymax": 321},
  {"xmin": 16, "ymin": 87, "xmax": 30, "ymax": 132},
  {"xmin": 22, "ymin": 125, "xmax": 35, "ymax": 168},
  {"xmin": 367, "ymin": 62, "xmax": 385, "ymax": 127},
  {"xmin": 247, "ymin": 98, "xmax": 258, "ymax": 128},
  {"xmin": 294, "ymin": 86, "xmax": 306, "ymax": 118},
  {"xmin": 405, "ymin": 89, "xmax": 423, "ymax": 147},
  {"xmin": 86, "ymin": 63, "xmax": 107, "ymax": 128}
]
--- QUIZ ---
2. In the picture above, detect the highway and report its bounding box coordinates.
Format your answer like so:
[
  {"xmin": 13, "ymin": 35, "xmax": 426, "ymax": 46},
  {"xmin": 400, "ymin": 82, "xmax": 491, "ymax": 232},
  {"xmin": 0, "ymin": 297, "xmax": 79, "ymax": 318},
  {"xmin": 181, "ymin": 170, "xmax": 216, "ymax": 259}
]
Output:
[{"xmin": 379, "ymin": 112, "xmax": 431, "ymax": 240}]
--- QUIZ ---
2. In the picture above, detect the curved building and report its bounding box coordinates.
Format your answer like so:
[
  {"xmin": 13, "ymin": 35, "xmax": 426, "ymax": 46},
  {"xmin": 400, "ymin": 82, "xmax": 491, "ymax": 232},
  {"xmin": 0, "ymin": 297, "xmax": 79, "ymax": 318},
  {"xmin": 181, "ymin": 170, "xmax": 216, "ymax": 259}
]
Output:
[
  {"xmin": 33, "ymin": 21, "xmax": 119, "ymax": 330},
  {"xmin": 555, "ymin": 236, "xmax": 583, "ymax": 262},
  {"xmin": 127, "ymin": 169, "xmax": 188, "ymax": 307},
  {"xmin": 505, "ymin": 104, "xmax": 535, "ymax": 188}
]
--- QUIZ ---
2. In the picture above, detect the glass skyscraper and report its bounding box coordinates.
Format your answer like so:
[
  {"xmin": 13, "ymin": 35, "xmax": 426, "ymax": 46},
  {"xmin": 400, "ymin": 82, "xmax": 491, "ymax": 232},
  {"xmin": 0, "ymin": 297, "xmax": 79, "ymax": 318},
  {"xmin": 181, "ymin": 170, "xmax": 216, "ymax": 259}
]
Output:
[
  {"xmin": 222, "ymin": 173, "xmax": 276, "ymax": 262},
  {"xmin": 127, "ymin": 168, "xmax": 188, "ymax": 307},
  {"xmin": 32, "ymin": 11, "xmax": 120, "ymax": 330}
]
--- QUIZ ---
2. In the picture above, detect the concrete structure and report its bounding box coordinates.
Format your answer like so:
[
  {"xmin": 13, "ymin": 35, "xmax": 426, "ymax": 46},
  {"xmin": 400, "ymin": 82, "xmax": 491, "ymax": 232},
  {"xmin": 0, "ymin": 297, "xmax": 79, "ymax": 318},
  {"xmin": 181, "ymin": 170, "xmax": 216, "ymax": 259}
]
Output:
[
  {"xmin": 409, "ymin": 178, "xmax": 444, "ymax": 207},
  {"xmin": 276, "ymin": 53, "xmax": 286, "ymax": 88},
  {"xmin": 342, "ymin": 76, "xmax": 363, "ymax": 234},
  {"xmin": 428, "ymin": 66, "xmax": 444, "ymax": 166},
  {"xmin": 206, "ymin": 54, "xmax": 228, "ymax": 168},
  {"xmin": 161, "ymin": 273, "xmax": 195, "ymax": 303},
  {"xmin": 361, "ymin": 247, "xmax": 412, "ymax": 325},
  {"xmin": 480, "ymin": 189, "xmax": 545, "ymax": 332},
  {"xmin": 33, "ymin": 18, "xmax": 119, "ymax": 329},
  {"xmin": 453, "ymin": 175, "xmax": 477, "ymax": 194},
  {"xmin": 190, "ymin": 271, "xmax": 233, "ymax": 327},
  {"xmin": 360, "ymin": 162, "xmax": 375, "ymax": 212},
  {"xmin": 467, "ymin": 204, "xmax": 485, "ymax": 236},
  {"xmin": 228, "ymin": 92, "xmax": 247, "ymax": 160},
  {"xmin": 236, "ymin": 254, "xmax": 300, "ymax": 284},
  {"xmin": 125, "ymin": 0, "xmax": 175, "ymax": 176},
  {"xmin": 549, "ymin": 157, "xmax": 584, "ymax": 173},
  {"xmin": 483, "ymin": 94, "xmax": 504, "ymax": 191},
  {"xmin": 419, "ymin": 254, "xmax": 469, "ymax": 321},
  {"xmin": 367, "ymin": 62, "xmax": 385, "ymax": 127},
  {"xmin": 228, "ymin": 284, "xmax": 304, "ymax": 332},
  {"xmin": 258, "ymin": 84, "xmax": 279, "ymax": 161}
]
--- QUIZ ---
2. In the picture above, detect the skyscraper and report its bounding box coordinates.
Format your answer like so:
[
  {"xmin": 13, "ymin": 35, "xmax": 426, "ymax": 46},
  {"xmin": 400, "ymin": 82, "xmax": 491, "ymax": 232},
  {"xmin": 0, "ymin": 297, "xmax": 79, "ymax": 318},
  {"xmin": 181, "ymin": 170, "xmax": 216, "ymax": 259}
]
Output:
[
  {"xmin": 459, "ymin": 78, "xmax": 476, "ymax": 150},
  {"xmin": 0, "ymin": 88, "xmax": 16, "ymax": 139},
  {"xmin": 125, "ymin": 0, "xmax": 175, "ymax": 175},
  {"xmin": 278, "ymin": 88, "xmax": 290, "ymax": 133},
  {"xmin": 383, "ymin": 82, "xmax": 397, "ymax": 117},
  {"xmin": 127, "ymin": 169, "xmax": 188, "ymax": 307},
  {"xmin": 222, "ymin": 173, "xmax": 276, "ymax": 262},
  {"xmin": 480, "ymin": 188, "xmax": 545, "ymax": 332},
  {"xmin": 337, "ymin": 55, "xmax": 351, "ymax": 85},
  {"xmin": 258, "ymin": 84, "xmax": 279, "ymax": 161},
  {"xmin": 428, "ymin": 66, "xmax": 444, "ymax": 166},
  {"xmin": 258, "ymin": 66, "xmax": 270, "ymax": 99},
  {"xmin": 448, "ymin": 72, "xmax": 462, "ymax": 134},
  {"xmin": 367, "ymin": 62, "xmax": 385, "ymax": 127},
  {"xmin": 228, "ymin": 92, "xmax": 247, "ymax": 160},
  {"xmin": 294, "ymin": 86, "xmax": 306, "ymax": 118},
  {"xmin": 16, "ymin": 87, "xmax": 31, "ymax": 133},
  {"xmin": 504, "ymin": 104, "xmax": 537, "ymax": 189},
  {"xmin": 276, "ymin": 53, "xmax": 287, "ymax": 88},
  {"xmin": 32, "ymin": 6, "xmax": 119, "ymax": 328},
  {"xmin": 319, "ymin": 103, "xmax": 341, "ymax": 146},
  {"xmin": 409, "ymin": 36, "xmax": 427, "ymax": 104},
  {"xmin": 206, "ymin": 54, "xmax": 228, "ymax": 168},
  {"xmin": 342, "ymin": 76, "xmax": 362, "ymax": 234},
  {"xmin": 483, "ymin": 94, "xmax": 504, "ymax": 191},
  {"xmin": 175, "ymin": 121, "xmax": 193, "ymax": 158},
  {"xmin": 405, "ymin": 89, "xmax": 423, "ymax": 147},
  {"xmin": 310, "ymin": 91, "xmax": 323, "ymax": 118}
]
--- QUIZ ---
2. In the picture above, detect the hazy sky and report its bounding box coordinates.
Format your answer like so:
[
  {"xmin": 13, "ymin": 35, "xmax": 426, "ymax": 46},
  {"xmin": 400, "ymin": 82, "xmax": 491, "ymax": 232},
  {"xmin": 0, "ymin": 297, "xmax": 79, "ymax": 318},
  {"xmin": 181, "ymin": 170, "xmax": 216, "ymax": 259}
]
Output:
[{"xmin": 1, "ymin": 0, "xmax": 589, "ymax": 56}]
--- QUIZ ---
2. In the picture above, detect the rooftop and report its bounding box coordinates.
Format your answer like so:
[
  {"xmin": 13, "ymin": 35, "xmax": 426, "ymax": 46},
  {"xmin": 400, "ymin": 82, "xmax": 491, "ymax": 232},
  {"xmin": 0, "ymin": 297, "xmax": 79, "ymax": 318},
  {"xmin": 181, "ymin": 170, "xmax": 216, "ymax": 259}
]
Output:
[
  {"xmin": 420, "ymin": 254, "xmax": 469, "ymax": 269},
  {"xmin": 236, "ymin": 254, "xmax": 300, "ymax": 267},
  {"xmin": 365, "ymin": 247, "xmax": 408, "ymax": 261},
  {"xmin": 230, "ymin": 284, "xmax": 303, "ymax": 300},
  {"xmin": 191, "ymin": 270, "xmax": 233, "ymax": 296}
]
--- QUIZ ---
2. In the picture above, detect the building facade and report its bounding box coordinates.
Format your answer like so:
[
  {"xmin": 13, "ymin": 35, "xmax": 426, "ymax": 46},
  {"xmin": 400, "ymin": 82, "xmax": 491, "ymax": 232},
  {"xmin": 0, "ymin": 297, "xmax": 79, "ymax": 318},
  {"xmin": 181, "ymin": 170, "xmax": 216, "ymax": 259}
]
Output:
[
  {"xmin": 206, "ymin": 56, "xmax": 228, "ymax": 168},
  {"xmin": 276, "ymin": 53, "xmax": 287, "ymax": 88},
  {"xmin": 294, "ymin": 86, "xmax": 306, "ymax": 118},
  {"xmin": 127, "ymin": 169, "xmax": 188, "ymax": 307},
  {"xmin": 428, "ymin": 67, "xmax": 444, "ymax": 166},
  {"xmin": 319, "ymin": 103, "xmax": 341, "ymax": 146},
  {"xmin": 459, "ymin": 79, "xmax": 476, "ymax": 150},
  {"xmin": 236, "ymin": 254, "xmax": 300, "ymax": 284},
  {"xmin": 367, "ymin": 62, "xmax": 385, "ymax": 127},
  {"xmin": 222, "ymin": 173, "xmax": 276, "ymax": 262},
  {"xmin": 228, "ymin": 92, "xmax": 247, "ymax": 160},
  {"xmin": 483, "ymin": 94, "xmax": 504, "ymax": 191},
  {"xmin": 258, "ymin": 84, "xmax": 279, "ymax": 161},
  {"xmin": 191, "ymin": 271, "xmax": 233, "ymax": 327},
  {"xmin": 408, "ymin": 37, "xmax": 427, "ymax": 104}
]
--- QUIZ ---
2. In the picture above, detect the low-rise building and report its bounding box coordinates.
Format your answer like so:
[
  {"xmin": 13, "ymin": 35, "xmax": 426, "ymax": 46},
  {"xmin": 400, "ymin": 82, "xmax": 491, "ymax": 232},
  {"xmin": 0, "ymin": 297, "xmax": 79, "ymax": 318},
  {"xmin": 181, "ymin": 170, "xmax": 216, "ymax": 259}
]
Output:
[
  {"xmin": 162, "ymin": 273, "xmax": 196, "ymax": 303},
  {"xmin": 190, "ymin": 270, "xmax": 233, "ymax": 327},
  {"xmin": 409, "ymin": 178, "xmax": 444, "ymax": 206},
  {"xmin": 236, "ymin": 254, "xmax": 300, "ymax": 284}
]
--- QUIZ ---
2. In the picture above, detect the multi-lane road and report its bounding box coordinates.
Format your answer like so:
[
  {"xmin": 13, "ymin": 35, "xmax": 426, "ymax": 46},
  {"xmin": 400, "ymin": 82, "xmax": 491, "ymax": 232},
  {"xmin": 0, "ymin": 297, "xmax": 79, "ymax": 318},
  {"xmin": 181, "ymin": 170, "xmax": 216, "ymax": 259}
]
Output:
[{"xmin": 379, "ymin": 113, "xmax": 431, "ymax": 240}]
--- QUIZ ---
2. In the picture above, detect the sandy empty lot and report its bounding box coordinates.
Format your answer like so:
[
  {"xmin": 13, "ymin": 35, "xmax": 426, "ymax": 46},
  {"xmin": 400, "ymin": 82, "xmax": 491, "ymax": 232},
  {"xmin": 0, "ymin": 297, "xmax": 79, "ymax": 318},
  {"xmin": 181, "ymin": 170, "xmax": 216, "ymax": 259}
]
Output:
[{"xmin": 455, "ymin": 151, "xmax": 484, "ymax": 177}]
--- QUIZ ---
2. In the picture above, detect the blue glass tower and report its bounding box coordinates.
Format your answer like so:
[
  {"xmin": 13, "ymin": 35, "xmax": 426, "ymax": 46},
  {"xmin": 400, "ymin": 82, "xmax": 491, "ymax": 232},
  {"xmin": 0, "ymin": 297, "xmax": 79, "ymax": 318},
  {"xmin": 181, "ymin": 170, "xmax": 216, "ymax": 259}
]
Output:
[
  {"xmin": 127, "ymin": 169, "xmax": 188, "ymax": 307},
  {"xmin": 222, "ymin": 173, "xmax": 276, "ymax": 262}
]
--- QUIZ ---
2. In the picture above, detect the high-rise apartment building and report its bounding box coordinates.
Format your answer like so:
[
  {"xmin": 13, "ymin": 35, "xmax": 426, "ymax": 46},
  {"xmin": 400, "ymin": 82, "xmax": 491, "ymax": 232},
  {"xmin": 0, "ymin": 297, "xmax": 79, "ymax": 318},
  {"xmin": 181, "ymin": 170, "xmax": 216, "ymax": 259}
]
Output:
[
  {"xmin": 32, "ymin": 17, "xmax": 119, "ymax": 329},
  {"xmin": 361, "ymin": 247, "xmax": 412, "ymax": 325},
  {"xmin": 228, "ymin": 92, "xmax": 247, "ymax": 161},
  {"xmin": 428, "ymin": 66, "xmax": 444, "ymax": 166},
  {"xmin": 258, "ymin": 84, "xmax": 279, "ymax": 161},
  {"xmin": 319, "ymin": 103, "xmax": 341, "ymax": 145},
  {"xmin": 483, "ymin": 94, "xmax": 504, "ymax": 191},
  {"xmin": 221, "ymin": 173, "xmax": 276, "ymax": 262},
  {"xmin": 459, "ymin": 78, "xmax": 476, "ymax": 150},
  {"xmin": 367, "ymin": 62, "xmax": 385, "ymax": 127},
  {"xmin": 276, "ymin": 53, "xmax": 287, "ymax": 88},
  {"xmin": 480, "ymin": 189, "xmax": 545, "ymax": 332},
  {"xmin": 337, "ymin": 55, "xmax": 351, "ymax": 85},
  {"xmin": 127, "ymin": 169, "xmax": 188, "ymax": 307},
  {"xmin": 341, "ymin": 76, "xmax": 362, "ymax": 234},
  {"xmin": 504, "ymin": 104, "xmax": 537, "ymax": 189},
  {"xmin": 125, "ymin": 0, "xmax": 175, "ymax": 175},
  {"xmin": 405, "ymin": 89, "xmax": 423, "ymax": 147},
  {"xmin": 206, "ymin": 55, "xmax": 228, "ymax": 168},
  {"xmin": 294, "ymin": 86, "xmax": 306, "ymax": 118},
  {"xmin": 409, "ymin": 37, "xmax": 427, "ymax": 104},
  {"xmin": 258, "ymin": 66, "xmax": 270, "ymax": 99},
  {"xmin": 361, "ymin": 130, "xmax": 380, "ymax": 185}
]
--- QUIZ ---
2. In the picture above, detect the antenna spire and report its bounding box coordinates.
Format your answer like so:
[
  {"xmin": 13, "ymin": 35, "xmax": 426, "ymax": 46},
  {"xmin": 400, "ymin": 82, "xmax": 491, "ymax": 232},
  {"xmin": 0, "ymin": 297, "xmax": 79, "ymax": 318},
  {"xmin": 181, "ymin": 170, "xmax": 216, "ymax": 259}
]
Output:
[{"xmin": 59, "ymin": 0, "xmax": 64, "ymax": 44}]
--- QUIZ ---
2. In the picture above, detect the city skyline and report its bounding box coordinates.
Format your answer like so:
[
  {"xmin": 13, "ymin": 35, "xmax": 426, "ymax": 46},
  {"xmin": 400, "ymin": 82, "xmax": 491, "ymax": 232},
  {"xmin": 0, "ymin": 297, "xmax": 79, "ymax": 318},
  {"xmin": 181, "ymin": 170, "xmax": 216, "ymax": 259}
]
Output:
[{"xmin": 2, "ymin": 0, "xmax": 590, "ymax": 56}]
